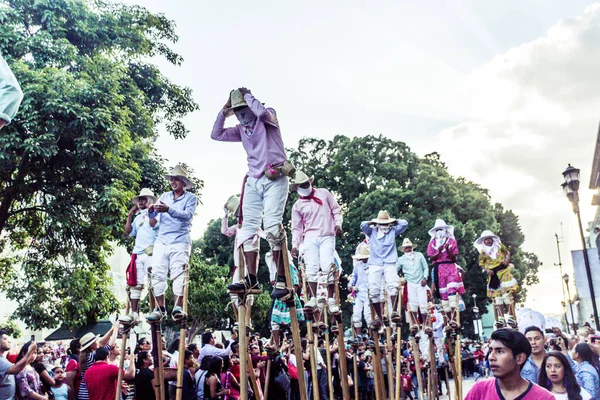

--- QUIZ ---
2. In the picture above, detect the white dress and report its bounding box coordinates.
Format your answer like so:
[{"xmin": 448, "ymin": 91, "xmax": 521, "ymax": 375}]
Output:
[{"xmin": 552, "ymin": 388, "xmax": 592, "ymax": 400}]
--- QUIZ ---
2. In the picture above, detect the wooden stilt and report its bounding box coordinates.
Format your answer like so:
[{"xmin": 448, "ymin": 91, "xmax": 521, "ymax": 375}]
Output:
[
  {"xmin": 454, "ymin": 296, "xmax": 462, "ymax": 400},
  {"xmin": 384, "ymin": 293, "xmax": 395, "ymax": 400},
  {"xmin": 428, "ymin": 335, "xmax": 438, "ymax": 400},
  {"xmin": 149, "ymin": 285, "xmax": 165, "ymax": 400},
  {"xmin": 352, "ymin": 331, "xmax": 359, "ymax": 400},
  {"xmin": 175, "ymin": 264, "xmax": 190, "ymax": 400},
  {"xmin": 395, "ymin": 281, "xmax": 405, "ymax": 400},
  {"xmin": 372, "ymin": 329, "xmax": 387, "ymax": 400},
  {"xmin": 114, "ymin": 300, "xmax": 131, "ymax": 400},
  {"xmin": 246, "ymin": 352, "xmax": 261, "ymax": 400},
  {"xmin": 411, "ymin": 335, "xmax": 425, "ymax": 400},
  {"xmin": 236, "ymin": 248, "xmax": 249, "ymax": 400},
  {"xmin": 280, "ymin": 227, "xmax": 308, "ymax": 400},
  {"xmin": 323, "ymin": 307, "xmax": 334, "ymax": 400},
  {"xmin": 333, "ymin": 270, "xmax": 351, "ymax": 400}
]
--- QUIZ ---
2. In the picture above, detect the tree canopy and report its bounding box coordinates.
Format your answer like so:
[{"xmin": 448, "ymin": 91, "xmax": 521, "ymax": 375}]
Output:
[{"xmin": 0, "ymin": 0, "xmax": 199, "ymax": 330}]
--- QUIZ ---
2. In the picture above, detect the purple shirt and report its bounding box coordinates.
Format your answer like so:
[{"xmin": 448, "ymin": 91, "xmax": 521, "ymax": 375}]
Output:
[
  {"xmin": 427, "ymin": 237, "xmax": 458, "ymax": 263},
  {"xmin": 211, "ymin": 94, "xmax": 286, "ymax": 178}
]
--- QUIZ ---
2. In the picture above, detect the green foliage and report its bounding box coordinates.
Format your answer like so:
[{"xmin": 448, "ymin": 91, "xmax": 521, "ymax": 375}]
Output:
[
  {"xmin": 0, "ymin": 319, "xmax": 22, "ymax": 339},
  {"xmin": 0, "ymin": 0, "xmax": 199, "ymax": 330}
]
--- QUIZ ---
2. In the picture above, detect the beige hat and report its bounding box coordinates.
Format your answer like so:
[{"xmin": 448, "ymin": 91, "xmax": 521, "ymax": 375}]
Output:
[
  {"xmin": 353, "ymin": 245, "xmax": 370, "ymax": 260},
  {"xmin": 225, "ymin": 195, "xmax": 240, "ymax": 214},
  {"xmin": 165, "ymin": 164, "xmax": 193, "ymax": 190},
  {"xmin": 428, "ymin": 219, "xmax": 454, "ymax": 238},
  {"xmin": 368, "ymin": 210, "xmax": 397, "ymax": 225},
  {"xmin": 79, "ymin": 332, "xmax": 99, "ymax": 352},
  {"xmin": 290, "ymin": 171, "xmax": 314, "ymax": 191},
  {"xmin": 399, "ymin": 238, "xmax": 414, "ymax": 251},
  {"xmin": 228, "ymin": 89, "xmax": 248, "ymax": 109},
  {"xmin": 131, "ymin": 188, "xmax": 157, "ymax": 206},
  {"xmin": 474, "ymin": 230, "xmax": 500, "ymax": 248}
]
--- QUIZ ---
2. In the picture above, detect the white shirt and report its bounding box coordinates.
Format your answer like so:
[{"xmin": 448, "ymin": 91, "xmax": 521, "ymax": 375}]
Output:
[{"xmin": 552, "ymin": 388, "xmax": 591, "ymax": 400}]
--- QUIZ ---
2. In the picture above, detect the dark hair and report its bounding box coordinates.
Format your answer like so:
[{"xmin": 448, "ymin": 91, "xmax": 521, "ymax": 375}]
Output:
[
  {"xmin": 16, "ymin": 341, "xmax": 33, "ymax": 364},
  {"xmin": 187, "ymin": 343, "xmax": 198, "ymax": 353},
  {"xmin": 208, "ymin": 356, "xmax": 223, "ymax": 375},
  {"xmin": 0, "ymin": 330, "xmax": 8, "ymax": 337},
  {"xmin": 490, "ymin": 328, "xmax": 531, "ymax": 370},
  {"xmin": 539, "ymin": 352, "xmax": 582, "ymax": 400},
  {"xmin": 574, "ymin": 343, "xmax": 600, "ymax": 377},
  {"xmin": 52, "ymin": 366, "xmax": 65, "ymax": 373},
  {"xmin": 524, "ymin": 326, "xmax": 544, "ymax": 337},
  {"xmin": 202, "ymin": 332, "xmax": 213, "ymax": 347},
  {"xmin": 222, "ymin": 355, "xmax": 231, "ymax": 372},
  {"xmin": 135, "ymin": 337, "xmax": 150, "ymax": 354},
  {"xmin": 231, "ymin": 343, "xmax": 239, "ymax": 355},
  {"xmin": 200, "ymin": 355, "xmax": 214, "ymax": 370},
  {"xmin": 136, "ymin": 351, "xmax": 151, "ymax": 369},
  {"xmin": 184, "ymin": 350, "xmax": 193, "ymax": 361},
  {"xmin": 168, "ymin": 339, "xmax": 180, "ymax": 354},
  {"xmin": 95, "ymin": 347, "xmax": 109, "ymax": 361},
  {"xmin": 68, "ymin": 339, "xmax": 81, "ymax": 356}
]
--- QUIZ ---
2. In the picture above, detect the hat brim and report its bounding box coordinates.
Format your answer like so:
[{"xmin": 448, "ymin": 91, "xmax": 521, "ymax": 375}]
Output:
[
  {"xmin": 80, "ymin": 334, "xmax": 100, "ymax": 351},
  {"xmin": 399, "ymin": 244, "xmax": 415, "ymax": 251},
  {"xmin": 368, "ymin": 218, "xmax": 397, "ymax": 225},
  {"xmin": 165, "ymin": 175, "xmax": 193, "ymax": 190},
  {"xmin": 132, "ymin": 195, "xmax": 158, "ymax": 206},
  {"xmin": 353, "ymin": 254, "xmax": 370, "ymax": 260},
  {"xmin": 428, "ymin": 224, "xmax": 454, "ymax": 238},
  {"xmin": 474, "ymin": 234, "xmax": 500, "ymax": 247},
  {"xmin": 290, "ymin": 176, "xmax": 314, "ymax": 191}
]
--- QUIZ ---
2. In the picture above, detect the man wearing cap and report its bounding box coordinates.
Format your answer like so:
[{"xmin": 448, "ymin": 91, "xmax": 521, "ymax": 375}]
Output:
[
  {"xmin": 397, "ymin": 238, "xmax": 431, "ymax": 328},
  {"xmin": 474, "ymin": 230, "xmax": 518, "ymax": 327},
  {"xmin": 0, "ymin": 54, "xmax": 23, "ymax": 131},
  {"xmin": 146, "ymin": 164, "xmax": 198, "ymax": 322},
  {"xmin": 360, "ymin": 210, "xmax": 408, "ymax": 331},
  {"xmin": 427, "ymin": 219, "xmax": 465, "ymax": 326},
  {"xmin": 290, "ymin": 171, "xmax": 343, "ymax": 316},
  {"xmin": 349, "ymin": 241, "xmax": 372, "ymax": 335},
  {"xmin": 212, "ymin": 87, "xmax": 293, "ymax": 299},
  {"xmin": 120, "ymin": 188, "xmax": 159, "ymax": 325}
]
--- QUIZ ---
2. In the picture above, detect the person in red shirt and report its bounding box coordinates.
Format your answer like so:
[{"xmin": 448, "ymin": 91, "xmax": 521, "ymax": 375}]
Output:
[
  {"xmin": 83, "ymin": 347, "xmax": 134, "ymax": 400},
  {"xmin": 465, "ymin": 329, "xmax": 554, "ymax": 400}
]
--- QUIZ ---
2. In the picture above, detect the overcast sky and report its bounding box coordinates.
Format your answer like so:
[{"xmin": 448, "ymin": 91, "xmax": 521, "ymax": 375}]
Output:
[{"xmin": 125, "ymin": 0, "xmax": 600, "ymax": 316}]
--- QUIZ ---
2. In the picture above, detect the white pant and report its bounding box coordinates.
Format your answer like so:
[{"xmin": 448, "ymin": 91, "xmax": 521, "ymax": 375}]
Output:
[
  {"xmin": 238, "ymin": 175, "xmax": 288, "ymax": 251},
  {"xmin": 406, "ymin": 281, "xmax": 429, "ymax": 312},
  {"xmin": 130, "ymin": 253, "xmax": 151, "ymax": 286},
  {"xmin": 352, "ymin": 292, "xmax": 372, "ymax": 327},
  {"xmin": 303, "ymin": 236, "xmax": 336, "ymax": 283},
  {"xmin": 368, "ymin": 263, "xmax": 399, "ymax": 301},
  {"xmin": 151, "ymin": 242, "xmax": 191, "ymax": 297}
]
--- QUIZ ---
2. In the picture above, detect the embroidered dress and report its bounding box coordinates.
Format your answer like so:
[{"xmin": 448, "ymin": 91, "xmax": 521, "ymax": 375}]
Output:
[
  {"xmin": 427, "ymin": 237, "xmax": 465, "ymax": 301},
  {"xmin": 479, "ymin": 244, "xmax": 518, "ymax": 298},
  {"xmin": 271, "ymin": 263, "xmax": 305, "ymax": 325}
]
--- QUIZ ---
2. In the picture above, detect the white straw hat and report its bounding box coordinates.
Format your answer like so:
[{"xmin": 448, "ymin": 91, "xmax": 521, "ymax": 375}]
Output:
[
  {"xmin": 131, "ymin": 188, "xmax": 157, "ymax": 206},
  {"xmin": 165, "ymin": 164, "xmax": 193, "ymax": 190}
]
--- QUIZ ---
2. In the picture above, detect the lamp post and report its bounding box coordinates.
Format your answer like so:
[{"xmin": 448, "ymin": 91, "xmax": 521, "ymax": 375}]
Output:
[
  {"xmin": 563, "ymin": 273, "xmax": 578, "ymax": 333},
  {"xmin": 472, "ymin": 294, "xmax": 480, "ymax": 340},
  {"xmin": 561, "ymin": 301, "xmax": 568, "ymax": 332},
  {"xmin": 562, "ymin": 164, "xmax": 600, "ymax": 330}
]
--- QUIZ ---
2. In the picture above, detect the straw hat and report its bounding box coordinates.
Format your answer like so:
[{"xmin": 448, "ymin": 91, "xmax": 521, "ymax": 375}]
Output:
[
  {"xmin": 131, "ymin": 188, "xmax": 157, "ymax": 206},
  {"xmin": 225, "ymin": 195, "xmax": 240, "ymax": 214},
  {"xmin": 228, "ymin": 89, "xmax": 248, "ymax": 109},
  {"xmin": 290, "ymin": 171, "xmax": 314, "ymax": 190},
  {"xmin": 427, "ymin": 219, "xmax": 454, "ymax": 238},
  {"xmin": 399, "ymin": 238, "xmax": 414, "ymax": 251},
  {"xmin": 474, "ymin": 230, "xmax": 500, "ymax": 247},
  {"xmin": 353, "ymin": 245, "xmax": 370, "ymax": 260},
  {"xmin": 368, "ymin": 210, "xmax": 397, "ymax": 225},
  {"xmin": 79, "ymin": 332, "xmax": 99, "ymax": 352},
  {"xmin": 165, "ymin": 164, "xmax": 193, "ymax": 190}
]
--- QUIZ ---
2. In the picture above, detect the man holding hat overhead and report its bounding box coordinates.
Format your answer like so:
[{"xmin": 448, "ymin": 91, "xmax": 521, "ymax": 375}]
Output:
[
  {"xmin": 474, "ymin": 230, "xmax": 518, "ymax": 327},
  {"xmin": 397, "ymin": 238, "xmax": 431, "ymax": 328},
  {"xmin": 0, "ymin": 54, "xmax": 23, "ymax": 130},
  {"xmin": 290, "ymin": 171, "xmax": 343, "ymax": 315},
  {"xmin": 146, "ymin": 164, "xmax": 197, "ymax": 322},
  {"xmin": 360, "ymin": 210, "xmax": 408, "ymax": 331},
  {"xmin": 120, "ymin": 188, "xmax": 159, "ymax": 325},
  {"xmin": 212, "ymin": 88, "xmax": 294, "ymax": 298},
  {"xmin": 349, "ymin": 241, "xmax": 372, "ymax": 335}
]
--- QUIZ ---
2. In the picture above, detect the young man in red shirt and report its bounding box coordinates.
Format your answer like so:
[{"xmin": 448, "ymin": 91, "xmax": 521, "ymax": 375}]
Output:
[
  {"xmin": 465, "ymin": 329, "xmax": 554, "ymax": 400},
  {"xmin": 84, "ymin": 347, "xmax": 135, "ymax": 400}
]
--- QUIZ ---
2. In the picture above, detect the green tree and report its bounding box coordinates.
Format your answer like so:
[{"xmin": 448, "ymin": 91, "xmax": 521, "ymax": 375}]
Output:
[
  {"xmin": 0, "ymin": 319, "xmax": 23, "ymax": 339},
  {"xmin": 0, "ymin": 0, "xmax": 199, "ymax": 330}
]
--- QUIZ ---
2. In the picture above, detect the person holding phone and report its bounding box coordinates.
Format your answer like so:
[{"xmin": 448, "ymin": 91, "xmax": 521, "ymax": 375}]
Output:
[
  {"xmin": 121, "ymin": 188, "xmax": 159, "ymax": 325},
  {"xmin": 521, "ymin": 326, "xmax": 547, "ymax": 384},
  {"xmin": 146, "ymin": 165, "xmax": 198, "ymax": 322}
]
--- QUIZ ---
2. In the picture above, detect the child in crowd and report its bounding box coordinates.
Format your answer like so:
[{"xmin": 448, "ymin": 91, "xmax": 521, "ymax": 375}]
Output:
[{"xmin": 51, "ymin": 366, "xmax": 73, "ymax": 400}]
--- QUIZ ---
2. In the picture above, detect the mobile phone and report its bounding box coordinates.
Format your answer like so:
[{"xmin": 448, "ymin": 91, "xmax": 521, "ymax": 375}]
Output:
[
  {"xmin": 549, "ymin": 338, "xmax": 557, "ymax": 346},
  {"xmin": 591, "ymin": 335, "xmax": 600, "ymax": 344},
  {"xmin": 545, "ymin": 328, "xmax": 553, "ymax": 334},
  {"xmin": 30, "ymin": 335, "xmax": 35, "ymax": 342}
]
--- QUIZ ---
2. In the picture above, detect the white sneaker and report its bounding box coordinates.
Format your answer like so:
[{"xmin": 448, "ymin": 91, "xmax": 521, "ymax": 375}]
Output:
[
  {"xmin": 327, "ymin": 298, "xmax": 340, "ymax": 314},
  {"xmin": 305, "ymin": 297, "xmax": 318, "ymax": 309}
]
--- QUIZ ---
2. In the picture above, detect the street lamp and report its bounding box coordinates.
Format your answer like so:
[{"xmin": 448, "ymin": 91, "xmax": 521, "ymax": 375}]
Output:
[
  {"xmin": 562, "ymin": 164, "xmax": 599, "ymax": 330},
  {"xmin": 563, "ymin": 274, "xmax": 578, "ymax": 333},
  {"xmin": 472, "ymin": 294, "xmax": 480, "ymax": 340}
]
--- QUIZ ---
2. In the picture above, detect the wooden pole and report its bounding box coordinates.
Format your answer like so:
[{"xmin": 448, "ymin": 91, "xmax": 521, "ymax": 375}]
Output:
[
  {"xmin": 411, "ymin": 336, "xmax": 425, "ymax": 400},
  {"xmin": 175, "ymin": 264, "xmax": 189, "ymax": 400},
  {"xmin": 352, "ymin": 332, "xmax": 359, "ymax": 400},
  {"xmin": 455, "ymin": 296, "xmax": 462, "ymax": 400},
  {"xmin": 372, "ymin": 329, "xmax": 386, "ymax": 400},
  {"xmin": 395, "ymin": 281, "xmax": 405, "ymax": 400},
  {"xmin": 323, "ymin": 307, "xmax": 334, "ymax": 400},
  {"xmin": 301, "ymin": 267, "xmax": 320, "ymax": 400},
  {"xmin": 236, "ymin": 248, "xmax": 248, "ymax": 400},
  {"xmin": 384, "ymin": 293, "xmax": 395, "ymax": 400},
  {"xmin": 149, "ymin": 287, "xmax": 165, "ymax": 400},
  {"xmin": 280, "ymin": 228, "xmax": 308, "ymax": 400},
  {"xmin": 333, "ymin": 270, "xmax": 351, "ymax": 400},
  {"xmin": 114, "ymin": 300, "xmax": 131, "ymax": 400}
]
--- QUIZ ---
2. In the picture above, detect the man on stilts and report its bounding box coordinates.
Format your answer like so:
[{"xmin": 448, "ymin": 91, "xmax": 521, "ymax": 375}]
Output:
[
  {"xmin": 397, "ymin": 238, "xmax": 431, "ymax": 330},
  {"xmin": 360, "ymin": 210, "xmax": 408, "ymax": 331},
  {"xmin": 211, "ymin": 87, "xmax": 294, "ymax": 299},
  {"xmin": 474, "ymin": 230, "xmax": 518, "ymax": 328},
  {"xmin": 349, "ymin": 242, "xmax": 372, "ymax": 336},
  {"xmin": 290, "ymin": 170, "xmax": 343, "ymax": 322},
  {"xmin": 121, "ymin": 188, "xmax": 159, "ymax": 325},
  {"xmin": 146, "ymin": 164, "xmax": 198, "ymax": 322},
  {"xmin": 426, "ymin": 219, "xmax": 465, "ymax": 327}
]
